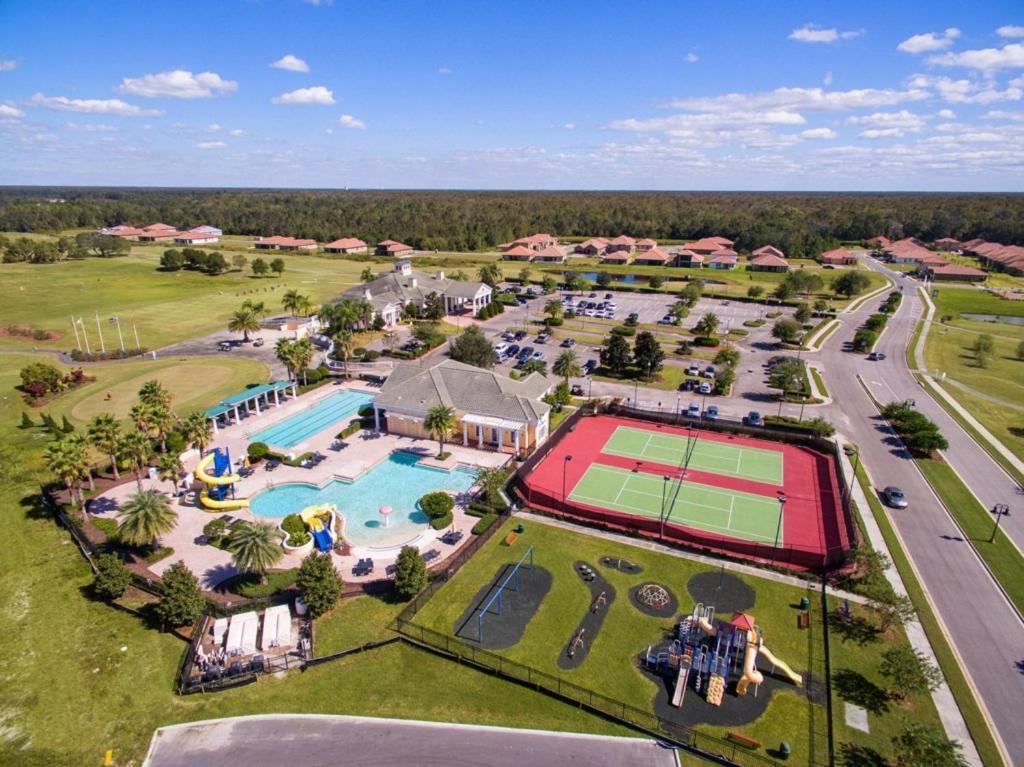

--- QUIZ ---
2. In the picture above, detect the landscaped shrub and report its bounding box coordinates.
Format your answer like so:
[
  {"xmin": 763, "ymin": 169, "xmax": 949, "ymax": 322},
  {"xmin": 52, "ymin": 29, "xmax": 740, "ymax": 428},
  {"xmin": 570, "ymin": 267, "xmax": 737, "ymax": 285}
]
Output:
[
  {"xmin": 430, "ymin": 510, "xmax": 454, "ymax": 530},
  {"xmin": 545, "ymin": 316, "xmax": 564, "ymax": 327},
  {"xmin": 693, "ymin": 336, "xmax": 720, "ymax": 347},
  {"xmin": 610, "ymin": 325, "xmax": 636, "ymax": 337},
  {"xmin": 145, "ymin": 546, "xmax": 174, "ymax": 564},
  {"xmin": 92, "ymin": 517, "xmax": 119, "ymax": 542},
  {"xmin": 281, "ymin": 513, "xmax": 311, "ymax": 547},
  {"xmin": 247, "ymin": 442, "xmax": 270, "ymax": 461},
  {"xmin": 864, "ymin": 313, "xmax": 888, "ymax": 332},
  {"xmin": 93, "ymin": 553, "xmax": 132, "ymax": 600},
  {"xmin": 743, "ymin": 318, "xmax": 766, "ymax": 328},
  {"xmin": 202, "ymin": 517, "xmax": 228, "ymax": 544},
  {"xmin": 338, "ymin": 419, "xmax": 363, "ymax": 439},
  {"xmin": 419, "ymin": 491, "xmax": 455, "ymax": 519},
  {"xmin": 393, "ymin": 546, "xmax": 428, "ymax": 599},
  {"xmin": 363, "ymin": 349, "xmax": 381, "ymax": 361},
  {"xmin": 853, "ymin": 329, "xmax": 878, "ymax": 352},
  {"xmin": 296, "ymin": 551, "xmax": 343, "ymax": 618},
  {"xmin": 471, "ymin": 513, "xmax": 499, "ymax": 535},
  {"xmin": 353, "ymin": 347, "xmax": 367, "ymax": 358}
]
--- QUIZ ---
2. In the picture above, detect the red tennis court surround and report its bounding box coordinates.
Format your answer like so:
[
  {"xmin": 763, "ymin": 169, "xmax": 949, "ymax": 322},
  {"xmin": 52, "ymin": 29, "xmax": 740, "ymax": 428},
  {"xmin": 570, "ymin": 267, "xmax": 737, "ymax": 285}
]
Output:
[{"xmin": 519, "ymin": 414, "xmax": 851, "ymax": 572}]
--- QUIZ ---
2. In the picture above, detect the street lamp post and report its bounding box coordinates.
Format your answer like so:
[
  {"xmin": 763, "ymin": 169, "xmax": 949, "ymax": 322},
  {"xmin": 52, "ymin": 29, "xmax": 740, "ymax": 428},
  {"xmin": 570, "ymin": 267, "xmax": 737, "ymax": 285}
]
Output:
[
  {"xmin": 989, "ymin": 504, "xmax": 1010, "ymax": 543},
  {"xmin": 660, "ymin": 475, "xmax": 671, "ymax": 541},
  {"xmin": 561, "ymin": 455, "xmax": 573, "ymax": 519},
  {"xmin": 772, "ymin": 492, "xmax": 787, "ymax": 566}
]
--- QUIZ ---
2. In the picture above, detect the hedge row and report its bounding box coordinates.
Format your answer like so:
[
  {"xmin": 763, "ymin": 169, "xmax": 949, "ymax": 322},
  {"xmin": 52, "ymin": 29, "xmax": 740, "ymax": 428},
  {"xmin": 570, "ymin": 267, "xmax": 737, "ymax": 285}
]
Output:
[
  {"xmin": 471, "ymin": 513, "xmax": 499, "ymax": 535},
  {"xmin": 429, "ymin": 510, "xmax": 454, "ymax": 530}
]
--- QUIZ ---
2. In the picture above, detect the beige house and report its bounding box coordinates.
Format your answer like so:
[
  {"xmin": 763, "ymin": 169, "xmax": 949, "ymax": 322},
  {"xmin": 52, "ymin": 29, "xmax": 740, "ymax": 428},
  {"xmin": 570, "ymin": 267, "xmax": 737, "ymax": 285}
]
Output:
[{"xmin": 372, "ymin": 359, "xmax": 552, "ymax": 457}]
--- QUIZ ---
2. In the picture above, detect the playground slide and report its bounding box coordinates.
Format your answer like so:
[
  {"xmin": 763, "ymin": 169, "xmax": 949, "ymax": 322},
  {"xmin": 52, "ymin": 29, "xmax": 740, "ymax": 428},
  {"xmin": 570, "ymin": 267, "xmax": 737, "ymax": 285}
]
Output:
[
  {"xmin": 312, "ymin": 528, "xmax": 333, "ymax": 552},
  {"xmin": 735, "ymin": 632, "xmax": 764, "ymax": 696},
  {"xmin": 758, "ymin": 645, "xmax": 803, "ymax": 687},
  {"xmin": 199, "ymin": 488, "xmax": 249, "ymax": 510},
  {"xmin": 195, "ymin": 452, "xmax": 240, "ymax": 486},
  {"xmin": 696, "ymin": 617, "xmax": 717, "ymax": 637},
  {"xmin": 671, "ymin": 665, "xmax": 689, "ymax": 707}
]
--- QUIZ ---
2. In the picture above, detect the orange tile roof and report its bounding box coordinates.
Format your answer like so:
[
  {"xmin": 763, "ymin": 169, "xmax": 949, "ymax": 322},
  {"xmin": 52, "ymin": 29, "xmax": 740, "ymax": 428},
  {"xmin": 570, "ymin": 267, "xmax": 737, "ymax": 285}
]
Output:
[{"xmin": 325, "ymin": 237, "xmax": 367, "ymax": 249}]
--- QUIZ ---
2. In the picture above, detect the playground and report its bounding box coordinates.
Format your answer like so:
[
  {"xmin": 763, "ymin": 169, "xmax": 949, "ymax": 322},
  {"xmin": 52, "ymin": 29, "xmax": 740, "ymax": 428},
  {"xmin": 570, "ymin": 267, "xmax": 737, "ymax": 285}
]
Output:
[
  {"xmin": 410, "ymin": 517, "xmax": 833, "ymax": 765},
  {"xmin": 520, "ymin": 415, "xmax": 850, "ymax": 571}
]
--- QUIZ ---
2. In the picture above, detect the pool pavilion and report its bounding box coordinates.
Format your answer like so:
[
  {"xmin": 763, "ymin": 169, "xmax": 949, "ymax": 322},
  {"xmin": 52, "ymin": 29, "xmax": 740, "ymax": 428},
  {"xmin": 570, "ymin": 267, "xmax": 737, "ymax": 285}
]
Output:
[{"xmin": 204, "ymin": 381, "xmax": 298, "ymax": 432}]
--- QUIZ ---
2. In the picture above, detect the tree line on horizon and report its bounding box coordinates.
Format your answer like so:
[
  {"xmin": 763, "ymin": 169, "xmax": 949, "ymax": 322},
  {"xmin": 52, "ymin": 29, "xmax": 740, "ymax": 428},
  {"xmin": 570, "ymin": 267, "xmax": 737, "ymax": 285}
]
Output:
[{"xmin": 1, "ymin": 188, "xmax": 1022, "ymax": 252}]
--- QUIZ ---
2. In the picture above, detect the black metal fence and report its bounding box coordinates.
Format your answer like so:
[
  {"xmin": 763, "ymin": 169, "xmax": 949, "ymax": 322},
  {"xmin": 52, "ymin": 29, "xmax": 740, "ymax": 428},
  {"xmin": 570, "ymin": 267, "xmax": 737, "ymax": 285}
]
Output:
[{"xmin": 394, "ymin": 618, "xmax": 810, "ymax": 767}]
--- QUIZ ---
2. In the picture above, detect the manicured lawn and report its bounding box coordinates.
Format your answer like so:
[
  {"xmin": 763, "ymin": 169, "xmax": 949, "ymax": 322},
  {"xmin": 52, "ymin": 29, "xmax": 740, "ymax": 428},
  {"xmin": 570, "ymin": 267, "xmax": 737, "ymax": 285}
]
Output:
[
  {"xmin": 932, "ymin": 286, "xmax": 1024, "ymax": 319},
  {"xmin": 915, "ymin": 458, "xmax": 1024, "ymax": 615},
  {"xmin": 0, "ymin": 354, "xmax": 630, "ymax": 765},
  {"xmin": 851, "ymin": 457, "xmax": 1004, "ymax": 767},
  {"xmin": 0, "ymin": 248, "xmax": 365, "ymax": 350},
  {"xmin": 314, "ymin": 594, "xmax": 405, "ymax": 654}
]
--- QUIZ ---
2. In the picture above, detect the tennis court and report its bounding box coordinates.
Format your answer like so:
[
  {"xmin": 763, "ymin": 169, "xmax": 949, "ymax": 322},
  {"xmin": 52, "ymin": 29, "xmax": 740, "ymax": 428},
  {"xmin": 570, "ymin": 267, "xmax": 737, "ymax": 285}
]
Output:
[
  {"xmin": 568, "ymin": 463, "xmax": 783, "ymax": 544},
  {"xmin": 602, "ymin": 425, "xmax": 784, "ymax": 485}
]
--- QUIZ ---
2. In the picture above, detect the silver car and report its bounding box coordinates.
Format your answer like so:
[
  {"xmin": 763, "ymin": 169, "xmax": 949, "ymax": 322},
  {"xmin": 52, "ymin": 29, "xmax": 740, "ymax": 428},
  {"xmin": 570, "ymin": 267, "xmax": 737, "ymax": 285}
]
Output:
[{"xmin": 881, "ymin": 486, "xmax": 908, "ymax": 509}]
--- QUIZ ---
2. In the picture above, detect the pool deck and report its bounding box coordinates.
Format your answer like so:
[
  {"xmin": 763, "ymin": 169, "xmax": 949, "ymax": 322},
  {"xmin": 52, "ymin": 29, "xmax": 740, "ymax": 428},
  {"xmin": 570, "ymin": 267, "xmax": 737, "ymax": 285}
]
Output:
[{"xmin": 89, "ymin": 381, "xmax": 510, "ymax": 591}]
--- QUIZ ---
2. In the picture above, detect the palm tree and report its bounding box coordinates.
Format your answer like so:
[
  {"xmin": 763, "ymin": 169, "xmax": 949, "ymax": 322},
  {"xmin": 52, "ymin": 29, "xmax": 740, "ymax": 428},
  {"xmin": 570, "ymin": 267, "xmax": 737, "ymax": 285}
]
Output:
[
  {"xmin": 275, "ymin": 337, "xmax": 297, "ymax": 380},
  {"xmin": 695, "ymin": 312, "xmax": 721, "ymax": 338},
  {"xmin": 477, "ymin": 263, "xmax": 502, "ymax": 287},
  {"xmin": 517, "ymin": 266, "xmax": 532, "ymax": 284},
  {"xmin": 43, "ymin": 438, "xmax": 88, "ymax": 511},
  {"xmin": 118, "ymin": 429, "xmax": 154, "ymax": 492},
  {"xmin": 66, "ymin": 432, "xmax": 96, "ymax": 492},
  {"xmin": 553, "ymin": 349, "xmax": 581, "ymax": 384},
  {"xmin": 353, "ymin": 298, "xmax": 373, "ymax": 329},
  {"xmin": 241, "ymin": 299, "xmax": 268, "ymax": 319},
  {"xmin": 291, "ymin": 338, "xmax": 314, "ymax": 384},
  {"xmin": 360, "ymin": 266, "xmax": 374, "ymax": 283},
  {"xmin": 296, "ymin": 295, "xmax": 313, "ymax": 317},
  {"xmin": 138, "ymin": 379, "xmax": 172, "ymax": 410},
  {"xmin": 117, "ymin": 490, "xmax": 177, "ymax": 549},
  {"xmin": 333, "ymin": 331, "xmax": 355, "ymax": 379},
  {"xmin": 424, "ymin": 405, "xmax": 456, "ymax": 457},
  {"xmin": 476, "ymin": 466, "xmax": 508, "ymax": 506},
  {"xmin": 227, "ymin": 521, "xmax": 283, "ymax": 583},
  {"xmin": 182, "ymin": 411, "xmax": 213, "ymax": 457},
  {"xmin": 88, "ymin": 412, "xmax": 122, "ymax": 479},
  {"xmin": 228, "ymin": 308, "xmax": 261, "ymax": 343},
  {"xmin": 281, "ymin": 289, "xmax": 308, "ymax": 317},
  {"xmin": 129, "ymin": 401, "xmax": 155, "ymax": 436},
  {"xmin": 544, "ymin": 299, "xmax": 564, "ymax": 321},
  {"xmin": 148, "ymin": 403, "xmax": 175, "ymax": 453},
  {"xmin": 157, "ymin": 452, "xmax": 184, "ymax": 495}
]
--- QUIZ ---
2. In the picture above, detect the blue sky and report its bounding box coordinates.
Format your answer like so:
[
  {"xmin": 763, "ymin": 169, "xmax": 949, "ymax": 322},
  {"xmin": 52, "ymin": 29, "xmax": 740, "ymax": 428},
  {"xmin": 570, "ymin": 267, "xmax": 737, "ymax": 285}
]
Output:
[{"xmin": 1, "ymin": 0, "xmax": 1022, "ymax": 190}]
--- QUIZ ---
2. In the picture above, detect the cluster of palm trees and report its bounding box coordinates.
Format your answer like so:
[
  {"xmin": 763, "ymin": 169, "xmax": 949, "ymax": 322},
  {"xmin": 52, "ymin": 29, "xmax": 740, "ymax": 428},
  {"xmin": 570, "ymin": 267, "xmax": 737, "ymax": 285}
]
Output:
[
  {"xmin": 227, "ymin": 298, "xmax": 269, "ymax": 343},
  {"xmin": 274, "ymin": 337, "xmax": 314, "ymax": 384},
  {"xmin": 281, "ymin": 289, "xmax": 312, "ymax": 318}
]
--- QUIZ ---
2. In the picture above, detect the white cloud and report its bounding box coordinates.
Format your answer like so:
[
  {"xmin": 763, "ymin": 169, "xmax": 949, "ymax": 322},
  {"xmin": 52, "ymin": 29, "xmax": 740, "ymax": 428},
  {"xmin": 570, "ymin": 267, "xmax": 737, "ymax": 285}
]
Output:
[
  {"xmin": 118, "ymin": 70, "xmax": 238, "ymax": 99},
  {"xmin": 197, "ymin": 141, "xmax": 226, "ymax": 149},
  {"xmin": 63, "ymin": 122, "xmax": 116, "ymax": 132},
  {"xmin": 228, "ymin": 128, "xmax": 244, "ymax": 136},
  {"xmin": 789, "ymin": 24, "xmax": 863, "ymax": 44},
  {"xmin": 937, "ymin": 108, "xmax": 956, "ymax": 119},
  {"xmin": 563, "ymin": 122, "xmax": 576, "ymax": 130},
  {"xmin": 0, "ymin": 60, "xmax": 17, "ymax": 72},
  {"xmin": 927, "ymin": 43, "xmax": 1024, "ymax": 72},
  {"xmin": 438, "ymin": 67, "xmax": 453, "ymax": 75},
  {"xmin": 909, "ymin": 74, "xmax": 1023, "ymax": 104},
  {"xmin": 667, "ymin": 85, "xmax": 926, "ymax": 113},
  {"xmin": 859, "ymin": 128, "xmax": 906, "ymax": 139},
  {"xmin": 207, "ymin": 122, "xmax": 221, "ymax": 132},
  {"xmin": 337, "ymin": 114, "xmax": 366, "ymax": 129},
  {"xmin": 685, "ymin": 52, "xmax": 699, "ymax": 64},
  {"xmin": 983, "ymin": 109, "xmax": 1024, "ymax": 120},
  {"xmin": 26, "ymin": 93, "xmax": 163, "ymax": 117},
  {"xmin": 996, "ymin": 26, "xmax": 1024, "ymax": 39},
  {"xmin": 846, "ymin": 110, "xmax": 928, "ymax": 132},
  {"xmin": 823, "ymin": 71, "xmax": 833, "ymax": 86},
  {"xmin": 801, "ymin": 127, "xmax": 837, "ymax": 139},
  {"xmin": 897, "ymin": 28, "xmax": 960, "ymax": 54},
  {"xmin": 0, "ymin": 103, "xmax": 25, "ymax": 119},
  {"xmin": 271, "ymin": 55, "xmax": 310, "ymax": 73},
  {"xmin": 272, "ymin": 86, "xmax": 335, "ymax": 105}
]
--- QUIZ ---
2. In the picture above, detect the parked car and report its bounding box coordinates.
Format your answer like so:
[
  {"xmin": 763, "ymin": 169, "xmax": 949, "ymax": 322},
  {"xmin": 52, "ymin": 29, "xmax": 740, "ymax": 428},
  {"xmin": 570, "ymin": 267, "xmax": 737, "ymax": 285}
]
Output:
[
  {"xmin": 658, "ymin": 315, "xmax": 674, "ymax": 325},
  {"xmin": 686, "ymin": 364, "xmax": 701, "ymax": 377},
  {"xmin": 698, "ymin": 381, "xmax": 712, "ymax": 395},
  {"xmin": 679, "ymin": 379, "xmax": 696, "ymax": 392},
  {"xmin": 604, "ymin": 292, "xmax": 613, "ymax": 299},
  {"xmin": 588, "ymin": 292, "xmax": 597, "ymax": 298},
  {"xmin": 517, "ymin": 346, "xmax": 534, "ymax": 361},
  {"xmin": 494, "ymin": 342, "xmax": 509, "ymax": 354},
  {"xmin": 514, "ymin": 330, "xmax": 527, "ymax": 340},
  {"xmin": 582, "ymin": 359, "xmax": 597, "ymax": 375},
  {"xmin": 560, "ymin": 338, "xmax": 576, "ymax": 348},
  {"xmin": 687, "ymin": 402, "xmax": 700, "ymax": 417},
  {"xmin": 627, "ymin": 312, "xmax": 639, "ymax": 323},
  {"xmin": 881, "ymin": 486, "xmax": 908, "ymax": 509},
  {"xmin": 536, "ymin": 333, "xmax": 549, "ymax": 344},
  {"xmin": 252, "ymin": 337, "xmax": 265, "ymax": 347},
  {"xmin": 502, "ymin": 331, "xmax": 515, "ymax": 342},
  {"xmin": 745, "ymin": 411, "xmax": 764, "ymax": 427},
  {"xmin": 705, "ymin": 405, "xmax": 720, "ymax": 420},
  {"xmin": 530, "ymin": 350, "xmax": 545, "ymax": 361},
  {"xmin": 506, "ymin": 344, "xmax": 520, "ymax": 358},
  {"xmin": 218, "ymin": 341, "xmax": 233, "ymax": 351},
  {"xmin": 703, "ymin": 365, "xmax": 716, "ymax": 379},
  {"xmin": 868, "ymin": 351, "xmax": 887, "ymax": 361},
  {"xmin": 570, "ymin": 384, "xmax": 584, "ymax": 396}
]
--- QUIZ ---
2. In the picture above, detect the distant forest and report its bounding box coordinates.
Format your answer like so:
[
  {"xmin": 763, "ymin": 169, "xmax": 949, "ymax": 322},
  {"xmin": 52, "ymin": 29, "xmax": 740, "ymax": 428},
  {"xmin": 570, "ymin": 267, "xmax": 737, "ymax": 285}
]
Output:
[{"xmin": 1, "ymin": 188, "xmax": 1022, "ymax": 255}]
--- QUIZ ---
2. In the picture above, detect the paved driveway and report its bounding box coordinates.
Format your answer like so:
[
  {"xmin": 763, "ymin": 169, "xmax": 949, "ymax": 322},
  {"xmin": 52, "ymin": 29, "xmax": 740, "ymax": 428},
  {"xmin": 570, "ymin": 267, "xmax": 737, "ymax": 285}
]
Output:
[{"xmin": 143, "ymin": 715, "xmax": 680, "ymax": 767}]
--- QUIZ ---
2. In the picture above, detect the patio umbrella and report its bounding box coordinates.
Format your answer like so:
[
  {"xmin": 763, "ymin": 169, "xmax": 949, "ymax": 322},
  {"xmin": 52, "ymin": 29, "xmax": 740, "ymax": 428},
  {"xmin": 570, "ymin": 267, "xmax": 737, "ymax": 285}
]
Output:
[{"xmin": 379, "ymin": 505, "xmax": 393, "ymax": 528}]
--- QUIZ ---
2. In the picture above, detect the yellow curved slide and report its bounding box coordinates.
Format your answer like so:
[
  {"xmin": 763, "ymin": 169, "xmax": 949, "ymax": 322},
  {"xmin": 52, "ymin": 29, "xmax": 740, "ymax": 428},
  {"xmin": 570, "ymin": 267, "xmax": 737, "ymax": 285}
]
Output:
[
  {"xmin": 736, "ymin": 630, "xmax": 764, "ymax": 695},
  {"xmin": 758, "ymin": 645, "xmax": 803, "ymax": 686},
  {"xmin": 195, "ymin": 452, "xmax": 241, "ymax": 485},
  {"xmin": 299, "ymin": 504, "xmax": 334, "ymax": 531},
  {"xmin": 199, "ymin": 488, "xmax": 250, "ymax": 510}
]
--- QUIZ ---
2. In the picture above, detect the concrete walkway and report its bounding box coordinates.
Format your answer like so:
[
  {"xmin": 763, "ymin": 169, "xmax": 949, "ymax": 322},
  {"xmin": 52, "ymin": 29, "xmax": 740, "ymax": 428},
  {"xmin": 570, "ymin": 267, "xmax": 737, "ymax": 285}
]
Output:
[
  {"xmin": 838, "ymin": 445, "xmax": 983, "ymax": 766},
  {"xmin": 143, "ymin": 714, "xmax": 680, "ymax": 767}
]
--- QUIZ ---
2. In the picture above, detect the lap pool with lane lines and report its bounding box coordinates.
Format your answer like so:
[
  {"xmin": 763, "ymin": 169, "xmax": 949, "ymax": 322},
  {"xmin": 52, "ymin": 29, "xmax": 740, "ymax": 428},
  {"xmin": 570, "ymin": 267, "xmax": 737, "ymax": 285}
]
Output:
[{"xmin": 250, "ymin": 390, "xmax": 375, "ymax": 449}]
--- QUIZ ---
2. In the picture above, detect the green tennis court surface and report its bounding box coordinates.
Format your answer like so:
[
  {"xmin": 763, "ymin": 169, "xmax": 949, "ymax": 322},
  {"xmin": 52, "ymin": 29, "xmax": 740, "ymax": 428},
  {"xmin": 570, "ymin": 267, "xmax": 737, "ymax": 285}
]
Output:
[
  {"xmin": 602, "ymin": 425, "xmax": 784, "ymax": 485},
  {"xmin": 569, "ymin": 464, "xmax": 782, "ymax": 544}
]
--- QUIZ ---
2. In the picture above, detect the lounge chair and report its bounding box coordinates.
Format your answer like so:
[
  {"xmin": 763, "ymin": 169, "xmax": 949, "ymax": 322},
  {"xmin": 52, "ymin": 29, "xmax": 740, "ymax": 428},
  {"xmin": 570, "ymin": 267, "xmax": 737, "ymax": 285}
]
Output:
[{"xmin": 423, "ymin": 549, "xmax": 440, "ymax": 563}]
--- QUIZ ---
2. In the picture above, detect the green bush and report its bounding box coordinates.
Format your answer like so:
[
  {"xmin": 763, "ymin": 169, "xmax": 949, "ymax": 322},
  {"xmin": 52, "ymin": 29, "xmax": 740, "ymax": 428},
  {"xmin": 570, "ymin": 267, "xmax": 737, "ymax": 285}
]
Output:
[
  {"xmin": 297, "ymin": 551, "xmax": 343, "ymax": 618},
  {"xmin": 430, "ymin": 510, "xmax": 454, "ymax": 530},
  {"xmin": 853, "ymin": 329, "xmax": 878, "ymax": 352},
  {"xmin": 363, "ymin": 349, "xmax": 381, "ymax": 361},
  {"xmin": 693, "ymin": 336, "xmax": 720, "ymax": 347},
  {"xmin": 155, "ymin": 562, "xmax": 206, "ymax": 626},
  {"xmin": 393, "ymin": 546, "xmax": 428, "ymax": 599},
  {"xmin": 92, "ymin": 517, "xmax": 119, "ymax": 542},
  {"xmin": 864, "ymin": 313, "xmax": 888, "ymax": 332},
  {"xmin": 338, "ymin": 419, "xmax": 363, "ymax": 439},
  {"xmin": 610, "ymin": 325, "xmax": 636, "ymax": 337},
  {"xmin": 202, "ymin": 518, "xmax": 228, "ymax": 542},
  {"xmin": 93, "ymin": 553, "xmax": 132, "ymax": 600},
  {"xmin": 353, "ymin": 347, "xmax": 367, "ymax": 357},
  {"xmin": 247, "ymin": 442, "xmax": 270, "ymax": 461},
  {"xmin": 165, "ymin": 430, "xmax": 185, "ymax": 455},
  {"xmin": 419, "ymin": 491, "xmax": 455, "ymax": 519},
  {"xmin": 743, "ymin": 318, "xmax": 766, "ymax": 328},
  {"xmin": 471, "ymin": 513, "xmax": 499, "ymax": 535},
  {"xmin": 545, "ymin": 316, "xmax": 564, "ymax": 327},
  {"xmin": 145, "ymin": 546, "xmax": 174, "ymax": 564},
  {"xmin": 281, "ymin": 513, "xmax": 311, "ymax": 547}
]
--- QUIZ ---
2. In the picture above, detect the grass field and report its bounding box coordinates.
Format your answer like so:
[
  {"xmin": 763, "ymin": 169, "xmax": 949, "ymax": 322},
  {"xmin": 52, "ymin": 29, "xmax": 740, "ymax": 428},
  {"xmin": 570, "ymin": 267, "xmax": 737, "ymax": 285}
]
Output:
[
  {"xmin": 0, "ymin": 248, "xmax": 367, "ymax": 350},
  {"xmin": 931, "ymin": 286, "xmax": 1024, "ymax": 319},
  {"xmin": 0, "ymin": 355, "xmax": 635, "ymax": 765},
  {"xmin": 570, "ymin": 464, "xmax": 783, "ymax": 543},
  {"xmin": 602, "ymin": 425, "xmax": 784, "ymax": 484},
  {"xmin": 412, "ymin": 516, "xmax": 942, "ymax": 766}
]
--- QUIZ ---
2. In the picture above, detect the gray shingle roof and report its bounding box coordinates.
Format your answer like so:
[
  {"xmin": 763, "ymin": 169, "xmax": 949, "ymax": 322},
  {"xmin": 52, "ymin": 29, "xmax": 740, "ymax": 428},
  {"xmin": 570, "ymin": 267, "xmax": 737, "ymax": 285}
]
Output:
[
  {"xmin": 375, "ymin": 359, "xmax": 551, "ymax": 423},
  {"xmin": 340, "ymin": 269, "xmax": 489, "ymax": 306}
]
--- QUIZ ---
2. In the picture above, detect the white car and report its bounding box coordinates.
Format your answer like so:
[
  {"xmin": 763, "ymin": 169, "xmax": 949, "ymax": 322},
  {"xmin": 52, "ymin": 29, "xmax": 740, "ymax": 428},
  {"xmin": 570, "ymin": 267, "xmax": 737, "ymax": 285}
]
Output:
[
  {"xmin": 687, "ymin": 402, "xmax": 700, "ymax": 417},
  {"xmin": 531, "ymin": 350, "xmax": 545, "ymax": 361},
  {"xmin": 494, "ymin": 343, "xmax": 509, "ymax": 355},
  {"xmin": 698, "ymin": 381, "xmax": 712, "ymax": 394},
  {"xmin": 687, "ymin": 365, "xmax": 701, "ymax": 377}
]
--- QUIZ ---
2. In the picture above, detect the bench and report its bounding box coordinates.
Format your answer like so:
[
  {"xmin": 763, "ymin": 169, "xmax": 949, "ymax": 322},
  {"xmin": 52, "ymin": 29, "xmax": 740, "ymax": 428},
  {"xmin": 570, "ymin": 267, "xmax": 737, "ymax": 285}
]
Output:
[
  {"xmin": 727, "ymin": 732, "xmax": 762, "ymax": 750},
  {"xmin": 503, "ymin": 532, "xmax": 519, "ymax": 546},
  {"xmin": 797, "ymin": 612, "xmax": 810, "ymax": 630}
]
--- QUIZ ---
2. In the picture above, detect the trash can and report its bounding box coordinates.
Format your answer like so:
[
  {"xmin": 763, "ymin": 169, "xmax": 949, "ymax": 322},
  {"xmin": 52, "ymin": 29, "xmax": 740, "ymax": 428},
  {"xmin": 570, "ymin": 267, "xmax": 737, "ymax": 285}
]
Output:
[
  {"xmin": 799, "ymin": 596, "xmax": 810, "ymax": 610},
  {"xmin": 515, "ymin": 523, "xmax": 525, "ymax": 534},
  {"xmin": 779, "ymin": 741, "xmax": 791, "ymax": 760}
]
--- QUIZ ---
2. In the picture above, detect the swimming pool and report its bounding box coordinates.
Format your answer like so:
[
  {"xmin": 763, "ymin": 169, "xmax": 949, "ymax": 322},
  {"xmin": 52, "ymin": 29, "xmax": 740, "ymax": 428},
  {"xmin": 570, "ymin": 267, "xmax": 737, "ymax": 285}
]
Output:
[
  {"xmin": 249, "ymin": 451, "xmax": 479, "ymax": 548},
  {"xmin": 250, "ymin": 390, "xmax": 375, "ymax": 449}
]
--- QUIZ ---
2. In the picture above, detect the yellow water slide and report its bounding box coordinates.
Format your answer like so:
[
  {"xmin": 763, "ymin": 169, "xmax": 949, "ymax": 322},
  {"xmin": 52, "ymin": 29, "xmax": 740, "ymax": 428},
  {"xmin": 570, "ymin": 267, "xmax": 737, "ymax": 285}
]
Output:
[
  {"xmin": 195, "ymin": 452, "xmax": 241, "ymax": 485},
  {"xmin": 199, "ymin": 488, "xmax": 250, "ymax": 510},
  {"xmin": 196, "ymin": 452, "xmax": 249, "ymax": 510}
]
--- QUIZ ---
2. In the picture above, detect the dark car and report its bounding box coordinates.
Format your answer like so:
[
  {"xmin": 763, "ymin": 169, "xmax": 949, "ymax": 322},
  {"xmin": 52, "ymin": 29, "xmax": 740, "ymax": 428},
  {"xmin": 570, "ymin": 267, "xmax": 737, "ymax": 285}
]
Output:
[
  {"xmin": 517, "ymin": 346, "xmax": 534, "ymax": 360},
  {"xmin": 627, "ymin": 312, "xmax": 639, "ymax": 323},
  {"xmin": 745, "ymin": 411, "xmax": 764, "ymax": 427},
  {"xmin": 514, "ymin": 330, "xmax": 527, "ymax": 340},
  {"xmin": 679, "ymin": 379, "xmax": 696, "ymax": 392},
  {"xmin": 582, "ymin": 359, "xmax": 597, "ymax": 375},
  {"xmin": 560, "ymin": 338, "xmax": 576, "ymax": 348},
  {"xmin": 868, "ymin": 351, "xmax": 887, "ymax": 361},
  {"xmin": 604, "ymin": 292, "xmax": 613, "ymax": 299},
  {"xmin": 588, "ymin": 292, "xmax": 597, "ymax": 298},
  {"xmin": 881, "ymin": 486, "xmax": 908, "ymax": 509},
  {"xmin": 505, "ymin": 344, "xmax": 520, "ymax": 358},
  {"xmin": 571, "ymin": 384, "xmax": 584, "ymax": 396}
]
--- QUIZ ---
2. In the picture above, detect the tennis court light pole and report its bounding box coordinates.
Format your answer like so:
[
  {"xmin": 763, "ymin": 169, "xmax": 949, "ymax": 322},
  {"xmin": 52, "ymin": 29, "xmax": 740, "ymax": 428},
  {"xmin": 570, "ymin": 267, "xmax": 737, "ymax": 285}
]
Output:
[
  {"xmin": 660, "ymin": 475, "xmax": 671, "ymax": 541},
  {"xmin": 772, "ymin": 491, "xmax": 787, "ymax": 565},
  {"xmin": 561, "ymin": 454, "xmax": 573, "ymax": 519}
]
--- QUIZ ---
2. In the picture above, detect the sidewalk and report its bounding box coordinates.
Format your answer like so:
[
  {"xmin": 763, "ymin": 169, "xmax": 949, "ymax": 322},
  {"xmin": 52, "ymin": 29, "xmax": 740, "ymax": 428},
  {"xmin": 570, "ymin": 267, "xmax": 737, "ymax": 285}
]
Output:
[{"xmin": 838, "ymin": 445, "xmax": 983, "ymax": 766}]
